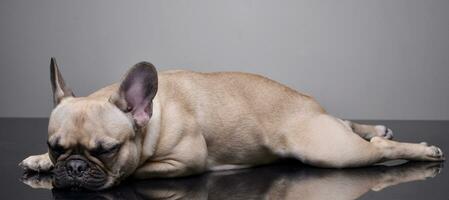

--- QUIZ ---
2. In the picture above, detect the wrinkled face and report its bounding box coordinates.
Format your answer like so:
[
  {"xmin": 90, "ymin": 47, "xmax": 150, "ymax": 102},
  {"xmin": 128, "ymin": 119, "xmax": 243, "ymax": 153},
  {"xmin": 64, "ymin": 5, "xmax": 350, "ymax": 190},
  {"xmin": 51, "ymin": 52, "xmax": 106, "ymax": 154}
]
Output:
[
  {"xmin": 47, "ymin": 58, "xmax": 158, "ymax": 190},
  {"xmin": 48, "ymin": 98, "xmax": 140, "ymax": 190}
]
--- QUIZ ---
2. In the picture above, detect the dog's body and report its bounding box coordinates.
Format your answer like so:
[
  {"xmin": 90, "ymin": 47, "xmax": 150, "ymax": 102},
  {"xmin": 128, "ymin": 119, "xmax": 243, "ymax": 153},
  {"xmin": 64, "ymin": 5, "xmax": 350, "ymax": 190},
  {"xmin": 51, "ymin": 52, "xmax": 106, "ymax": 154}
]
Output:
[{"xmin": 20, "ymin": 59, "xmax": 444, "ymax": 190}]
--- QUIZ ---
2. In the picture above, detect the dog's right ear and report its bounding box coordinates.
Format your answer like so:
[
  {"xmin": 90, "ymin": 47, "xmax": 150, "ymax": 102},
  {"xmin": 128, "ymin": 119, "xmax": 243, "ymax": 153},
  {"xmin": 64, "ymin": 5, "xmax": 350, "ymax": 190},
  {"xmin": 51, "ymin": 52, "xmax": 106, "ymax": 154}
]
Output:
[{"xmin": 50, "ymin": 57, "xmax": 74, "ymax": 106}]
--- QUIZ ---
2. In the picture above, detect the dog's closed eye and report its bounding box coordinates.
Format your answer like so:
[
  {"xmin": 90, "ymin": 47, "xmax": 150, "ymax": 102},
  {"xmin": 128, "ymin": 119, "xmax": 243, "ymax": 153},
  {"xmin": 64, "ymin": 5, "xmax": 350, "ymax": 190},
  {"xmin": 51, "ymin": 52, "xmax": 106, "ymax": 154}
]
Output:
[
  {"xmin": 47, "ymin": 141, "xmax": 65, "ymax": 158},
  {"xmin": 90, "ymin": 143, "xmax": 121, "ymax": 156}
]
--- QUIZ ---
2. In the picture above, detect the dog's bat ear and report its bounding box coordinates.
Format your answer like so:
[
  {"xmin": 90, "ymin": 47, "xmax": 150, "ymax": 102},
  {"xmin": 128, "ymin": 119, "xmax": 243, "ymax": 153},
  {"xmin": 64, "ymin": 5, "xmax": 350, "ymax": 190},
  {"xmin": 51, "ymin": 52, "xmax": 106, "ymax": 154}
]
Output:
[
  {"xmin": 50, "ymin": 57, "xmax": 74, "ymax": 106},
  {"xmin": 110, "ymin": 62, "xmax": 158, "ymax": 128}
]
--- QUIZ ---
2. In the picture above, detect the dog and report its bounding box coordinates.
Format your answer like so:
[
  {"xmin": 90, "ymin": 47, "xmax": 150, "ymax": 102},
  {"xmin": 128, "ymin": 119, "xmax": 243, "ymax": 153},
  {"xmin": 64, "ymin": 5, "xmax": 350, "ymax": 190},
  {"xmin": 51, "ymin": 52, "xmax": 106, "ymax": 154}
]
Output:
[{"xmin": 20, "ymin": 58, "xmax": 444, "ymax": 190}]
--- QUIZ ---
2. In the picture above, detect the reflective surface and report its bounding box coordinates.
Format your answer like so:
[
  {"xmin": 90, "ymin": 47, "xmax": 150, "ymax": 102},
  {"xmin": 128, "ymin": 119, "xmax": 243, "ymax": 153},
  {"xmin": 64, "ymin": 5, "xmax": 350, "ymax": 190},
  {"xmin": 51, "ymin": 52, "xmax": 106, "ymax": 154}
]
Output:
[{"xmin": 1, "ymin": 119, "xmax": 448, "ymax": 199}]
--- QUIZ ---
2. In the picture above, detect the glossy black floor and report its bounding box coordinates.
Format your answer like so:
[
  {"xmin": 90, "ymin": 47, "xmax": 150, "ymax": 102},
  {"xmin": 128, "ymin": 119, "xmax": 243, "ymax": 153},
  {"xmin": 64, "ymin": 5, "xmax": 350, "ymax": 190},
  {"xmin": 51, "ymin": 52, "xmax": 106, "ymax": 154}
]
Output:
[{"xmin": 0, "ymin": 118, "xmax": 447, "ymax": 199}]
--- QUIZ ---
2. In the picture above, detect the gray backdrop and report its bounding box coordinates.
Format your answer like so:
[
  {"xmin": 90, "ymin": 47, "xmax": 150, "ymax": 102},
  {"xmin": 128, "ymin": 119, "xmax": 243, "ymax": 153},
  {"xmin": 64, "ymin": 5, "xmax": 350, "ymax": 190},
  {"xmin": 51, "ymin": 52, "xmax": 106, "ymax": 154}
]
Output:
[{"xmin": 1, "ymin": 0, "xmax": 448, "ymax": 120}]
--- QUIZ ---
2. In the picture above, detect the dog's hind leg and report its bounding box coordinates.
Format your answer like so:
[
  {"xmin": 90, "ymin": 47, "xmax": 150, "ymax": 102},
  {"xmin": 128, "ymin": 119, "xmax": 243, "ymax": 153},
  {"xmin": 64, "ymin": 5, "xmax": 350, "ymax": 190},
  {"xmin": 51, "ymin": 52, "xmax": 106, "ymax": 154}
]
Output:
[{"xmin": 281, "ymin": 114, "xmax": 444, "ymax": 168}]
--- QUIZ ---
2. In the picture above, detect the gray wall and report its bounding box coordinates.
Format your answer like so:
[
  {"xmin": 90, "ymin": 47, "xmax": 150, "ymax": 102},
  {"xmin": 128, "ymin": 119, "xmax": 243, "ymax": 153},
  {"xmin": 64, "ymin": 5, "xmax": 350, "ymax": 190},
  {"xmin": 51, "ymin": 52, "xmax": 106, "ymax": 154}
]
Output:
[{"xmin": 1, "ymin": 0, "xmax": 448, "ymax": 120}]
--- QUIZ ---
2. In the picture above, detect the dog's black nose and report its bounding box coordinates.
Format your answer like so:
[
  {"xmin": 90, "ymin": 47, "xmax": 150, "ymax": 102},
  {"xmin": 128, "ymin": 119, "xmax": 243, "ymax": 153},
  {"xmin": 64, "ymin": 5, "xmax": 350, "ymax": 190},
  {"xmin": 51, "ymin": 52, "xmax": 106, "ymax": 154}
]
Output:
[{"xmin": 66, "ymin": 159, "xmax": 88, "ymax": 177}]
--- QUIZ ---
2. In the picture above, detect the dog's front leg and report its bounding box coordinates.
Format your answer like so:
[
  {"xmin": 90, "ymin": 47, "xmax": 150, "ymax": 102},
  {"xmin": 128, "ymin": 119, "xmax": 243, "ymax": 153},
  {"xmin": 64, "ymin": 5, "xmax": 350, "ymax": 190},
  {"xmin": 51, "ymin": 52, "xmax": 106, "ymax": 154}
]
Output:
[
  {"xmin": 19, "ymin": 152, "xmax": 53, "ymax": 172},
  {"xmin": 133, "ymin": 159, "xmax": 202, "ymax": 179}
]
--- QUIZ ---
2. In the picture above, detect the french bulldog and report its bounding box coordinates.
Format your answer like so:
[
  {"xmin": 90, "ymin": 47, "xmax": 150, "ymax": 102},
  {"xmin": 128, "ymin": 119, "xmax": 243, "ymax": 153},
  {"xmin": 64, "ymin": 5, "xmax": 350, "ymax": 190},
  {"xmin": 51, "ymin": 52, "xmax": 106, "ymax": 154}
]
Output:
[{"xmin": 20, "ymin": 58, "xmax": 444, "ymax": 190}]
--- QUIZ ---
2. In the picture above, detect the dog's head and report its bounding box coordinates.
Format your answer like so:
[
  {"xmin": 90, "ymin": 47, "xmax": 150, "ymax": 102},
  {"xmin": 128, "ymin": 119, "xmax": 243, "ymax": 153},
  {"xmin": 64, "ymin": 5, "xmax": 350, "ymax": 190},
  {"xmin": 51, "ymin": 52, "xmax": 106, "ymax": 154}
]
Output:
[{"xmin": 47, "ymin": 58, "xmax": 158, "ymax": 190}]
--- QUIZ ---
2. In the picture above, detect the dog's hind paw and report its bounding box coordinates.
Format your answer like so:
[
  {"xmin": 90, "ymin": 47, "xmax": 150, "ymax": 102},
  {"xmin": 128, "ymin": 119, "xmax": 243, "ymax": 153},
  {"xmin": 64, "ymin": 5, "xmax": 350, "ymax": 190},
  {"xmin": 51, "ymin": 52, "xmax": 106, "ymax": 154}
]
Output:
[
  {"xmin": 375, "ymin": 125, "xmax": 394, "ymax": 140},
  {"xmin": 425, "ymin": 146, "xmax": 445, "ymax": 161}
]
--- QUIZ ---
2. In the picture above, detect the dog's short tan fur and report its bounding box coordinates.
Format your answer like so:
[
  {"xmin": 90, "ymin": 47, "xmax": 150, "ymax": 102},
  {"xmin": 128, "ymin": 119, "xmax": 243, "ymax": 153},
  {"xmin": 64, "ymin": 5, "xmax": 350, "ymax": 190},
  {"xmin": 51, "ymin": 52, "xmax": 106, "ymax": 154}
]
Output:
[{"xmin": 20, "ymin": 59, "xmax": 444, "ymax": 190}]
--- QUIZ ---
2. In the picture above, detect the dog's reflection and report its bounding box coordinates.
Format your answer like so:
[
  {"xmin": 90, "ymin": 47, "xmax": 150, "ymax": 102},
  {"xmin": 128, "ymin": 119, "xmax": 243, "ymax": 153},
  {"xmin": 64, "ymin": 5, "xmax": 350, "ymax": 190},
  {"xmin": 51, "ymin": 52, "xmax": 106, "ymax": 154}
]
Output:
[{"xmin": 22, "ymin": 161, "xmax": 442, "ymax": 200}]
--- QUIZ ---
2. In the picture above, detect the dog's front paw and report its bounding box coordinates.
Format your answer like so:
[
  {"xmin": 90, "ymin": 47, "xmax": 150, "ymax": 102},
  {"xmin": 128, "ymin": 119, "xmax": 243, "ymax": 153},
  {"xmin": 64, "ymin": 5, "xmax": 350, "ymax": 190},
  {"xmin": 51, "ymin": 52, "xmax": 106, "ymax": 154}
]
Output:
[{"xmin": 19, "ymin": 154, "xmax": 53, "ymax": 172}]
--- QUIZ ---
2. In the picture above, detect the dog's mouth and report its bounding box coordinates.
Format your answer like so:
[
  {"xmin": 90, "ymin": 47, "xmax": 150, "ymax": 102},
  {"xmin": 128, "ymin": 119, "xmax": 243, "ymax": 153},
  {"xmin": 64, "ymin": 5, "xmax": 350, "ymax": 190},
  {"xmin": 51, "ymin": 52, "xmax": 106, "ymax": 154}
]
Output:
[{"xmin": 52, "ymin": 157, "xmax": 109, "ymax": 191}]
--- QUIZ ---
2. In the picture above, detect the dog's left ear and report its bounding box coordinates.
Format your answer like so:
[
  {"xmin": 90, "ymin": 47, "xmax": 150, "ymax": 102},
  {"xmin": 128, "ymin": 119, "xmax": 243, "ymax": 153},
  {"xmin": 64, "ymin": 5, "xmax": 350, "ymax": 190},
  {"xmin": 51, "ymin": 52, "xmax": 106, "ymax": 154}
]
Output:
[{"xmin": 110, "ymin": 62, "xmax": 158, "ymax": 128}]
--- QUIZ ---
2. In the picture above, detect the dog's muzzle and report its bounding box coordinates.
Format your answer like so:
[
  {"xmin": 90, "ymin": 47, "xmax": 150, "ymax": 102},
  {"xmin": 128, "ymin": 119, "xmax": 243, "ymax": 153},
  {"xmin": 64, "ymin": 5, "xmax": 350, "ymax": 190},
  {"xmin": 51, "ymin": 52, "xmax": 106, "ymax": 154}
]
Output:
[{"xmin": 53, "ymin": 156, "xmax": 108, "ymax": 190}]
